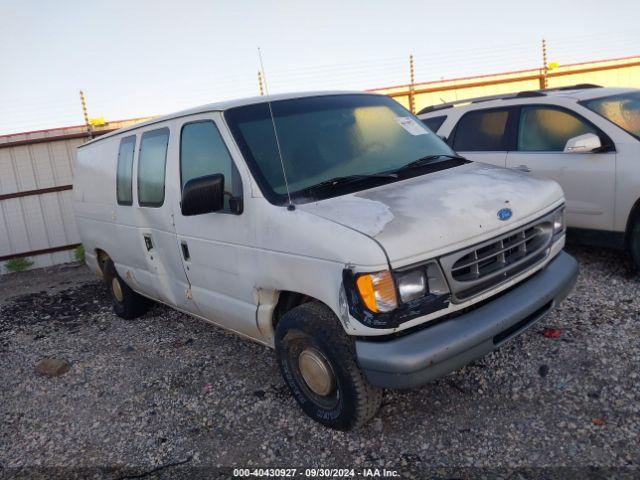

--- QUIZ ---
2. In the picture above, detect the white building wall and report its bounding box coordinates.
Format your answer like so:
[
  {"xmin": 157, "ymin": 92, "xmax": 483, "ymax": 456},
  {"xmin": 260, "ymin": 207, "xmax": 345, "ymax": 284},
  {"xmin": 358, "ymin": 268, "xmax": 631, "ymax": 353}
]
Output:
[{"xmin": 0, "ymin": 118, "xmax": 148, "ymax": 274}]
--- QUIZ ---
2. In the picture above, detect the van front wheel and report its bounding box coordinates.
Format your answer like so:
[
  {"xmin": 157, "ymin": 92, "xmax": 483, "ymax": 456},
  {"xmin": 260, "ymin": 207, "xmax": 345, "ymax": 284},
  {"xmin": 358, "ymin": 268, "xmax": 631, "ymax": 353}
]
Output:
[
  {"xmin": 275, "ymin": 302, "xmax": 382, "ymax": 430},
  {"xmin": 103, "ymin": 259, "xmax": 150, "ymax": 319}
]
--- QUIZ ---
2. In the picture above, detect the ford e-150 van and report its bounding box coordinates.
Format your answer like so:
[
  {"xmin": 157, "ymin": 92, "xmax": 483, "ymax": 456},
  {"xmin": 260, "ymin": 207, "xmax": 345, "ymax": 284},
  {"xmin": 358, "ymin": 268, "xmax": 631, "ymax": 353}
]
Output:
[{"xmin": 74, "ymin": 92, "xmax": 578, "ymax": 429}]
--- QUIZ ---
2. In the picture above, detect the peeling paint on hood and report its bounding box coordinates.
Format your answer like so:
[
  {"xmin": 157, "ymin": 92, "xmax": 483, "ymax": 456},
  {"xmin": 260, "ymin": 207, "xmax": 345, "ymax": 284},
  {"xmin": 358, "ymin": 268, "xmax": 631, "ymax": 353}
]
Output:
[
  {"xmin": 298, "ymin": 196, "xmax": 394, "ymax": 237},
  {"xmin": 298, "ymin": 162, "xmax": 564, "ymax": 266}
]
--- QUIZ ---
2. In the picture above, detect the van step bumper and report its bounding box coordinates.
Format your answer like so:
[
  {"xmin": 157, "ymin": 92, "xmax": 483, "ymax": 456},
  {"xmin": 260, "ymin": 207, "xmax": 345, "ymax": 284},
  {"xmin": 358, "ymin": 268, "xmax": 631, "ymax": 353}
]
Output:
[{"xmin": 355, "ymin": 251, "xmax": 579, "ymax": 389}]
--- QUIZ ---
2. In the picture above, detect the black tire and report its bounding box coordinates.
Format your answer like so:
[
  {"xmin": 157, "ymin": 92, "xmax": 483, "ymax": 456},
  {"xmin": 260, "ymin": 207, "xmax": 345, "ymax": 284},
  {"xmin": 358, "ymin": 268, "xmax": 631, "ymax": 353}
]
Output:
[
  {"xmin": 275, "ymin": 301, "xmax": 382, "ymax": 430},
  {"xmin": 630, "ymin": 218, "xmax": 640, "ymax": 271},
  {"xmin": 103, "ymin": 259, "xmax": 151, "ymax": 319}
]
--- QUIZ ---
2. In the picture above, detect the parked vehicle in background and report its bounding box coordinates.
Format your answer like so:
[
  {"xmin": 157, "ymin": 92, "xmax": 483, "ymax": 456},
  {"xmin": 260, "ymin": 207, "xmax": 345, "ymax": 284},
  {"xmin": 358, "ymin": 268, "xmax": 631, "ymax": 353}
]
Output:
[
  {"xmin": 419, "ymin": 85, "xmax": 640, "ymax": 268},
  {"xmin": 74, "ymin": 92, "xmax": 577, "ymax": 430}
]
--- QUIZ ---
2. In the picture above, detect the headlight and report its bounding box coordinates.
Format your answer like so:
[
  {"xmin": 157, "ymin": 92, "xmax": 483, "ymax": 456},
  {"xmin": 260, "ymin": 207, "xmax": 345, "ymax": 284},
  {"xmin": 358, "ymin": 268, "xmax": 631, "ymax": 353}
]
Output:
[
  {"xmin": 355, "ymin": 262, "xmax": 449, "ymax": 314},
  {"xmin": 397, "ymin": 262, "xmax": 449, "ymax": 303},
  {"xmin": 346, "ymin": 261, "xmax": 451, "ymax": 328},
  {"xmin": 553, "ymin": 208, "xmax": 566, "ymax": 235},
  {"xmin": 356, "ymin": 271, "xmax": 397, "ymax": 313},
  {"xmin": 397, "ymin": 269, "xmax": 427, "ymax": 303}
]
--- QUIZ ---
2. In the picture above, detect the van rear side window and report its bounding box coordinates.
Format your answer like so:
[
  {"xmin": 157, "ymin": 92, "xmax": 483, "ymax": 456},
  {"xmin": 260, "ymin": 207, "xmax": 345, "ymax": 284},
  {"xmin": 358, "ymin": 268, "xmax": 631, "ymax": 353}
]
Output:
[
  {"xmin": 138, "ymin": 128, "xmax": 169, "ymax": 207},
  {"xmin": 116, "ymin": 136, "xmax": 136, "ymax": 205}
]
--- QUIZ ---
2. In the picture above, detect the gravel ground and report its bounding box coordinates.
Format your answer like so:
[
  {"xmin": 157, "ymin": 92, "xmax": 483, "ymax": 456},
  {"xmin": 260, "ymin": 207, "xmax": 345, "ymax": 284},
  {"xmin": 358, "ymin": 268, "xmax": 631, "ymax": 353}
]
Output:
[{"xmin": 1, "ymin": 245, "xmax": 639, "ymax": 479}]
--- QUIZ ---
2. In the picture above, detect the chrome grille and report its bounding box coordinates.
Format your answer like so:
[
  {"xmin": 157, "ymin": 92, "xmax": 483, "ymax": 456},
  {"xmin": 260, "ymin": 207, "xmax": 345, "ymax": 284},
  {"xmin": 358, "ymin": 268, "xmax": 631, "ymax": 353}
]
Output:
[{"xmin": 440, "ymin": 213, "xmax": 554, "ymax": 302}]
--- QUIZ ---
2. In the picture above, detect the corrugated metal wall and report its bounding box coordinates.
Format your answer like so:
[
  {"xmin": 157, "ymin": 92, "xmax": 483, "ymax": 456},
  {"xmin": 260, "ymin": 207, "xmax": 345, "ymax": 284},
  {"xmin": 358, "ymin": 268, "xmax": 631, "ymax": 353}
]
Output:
[
  {"xmin": 0, "ymin": 136, "xmax": 82, "ymax": 273},
  {"xmin": 0, "ymin": 120, "xmax": 147, "ymax": 274}
]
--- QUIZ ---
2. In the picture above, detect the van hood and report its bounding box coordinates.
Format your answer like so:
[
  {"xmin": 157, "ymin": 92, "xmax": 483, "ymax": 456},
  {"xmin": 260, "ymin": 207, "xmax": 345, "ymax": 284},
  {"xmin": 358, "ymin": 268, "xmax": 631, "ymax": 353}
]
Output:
[{"xmin": 297, "ymin": 162, "xmax": 563, "ymax": 267}]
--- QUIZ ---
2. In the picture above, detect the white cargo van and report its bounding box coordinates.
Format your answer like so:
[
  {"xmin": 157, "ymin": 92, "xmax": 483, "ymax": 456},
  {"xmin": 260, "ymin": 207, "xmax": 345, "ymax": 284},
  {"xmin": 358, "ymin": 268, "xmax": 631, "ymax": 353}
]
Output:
[{"xmin": 74, "ymin": 92, "xmax": 578, "ymax": 429}]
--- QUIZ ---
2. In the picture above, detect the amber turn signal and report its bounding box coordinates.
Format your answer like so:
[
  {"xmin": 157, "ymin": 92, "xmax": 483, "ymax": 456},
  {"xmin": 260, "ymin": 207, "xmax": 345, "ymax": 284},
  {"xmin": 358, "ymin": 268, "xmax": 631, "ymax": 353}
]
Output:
[{"xmin": 355, "ymin": 271, "xmax": 398, "ymax": 313}]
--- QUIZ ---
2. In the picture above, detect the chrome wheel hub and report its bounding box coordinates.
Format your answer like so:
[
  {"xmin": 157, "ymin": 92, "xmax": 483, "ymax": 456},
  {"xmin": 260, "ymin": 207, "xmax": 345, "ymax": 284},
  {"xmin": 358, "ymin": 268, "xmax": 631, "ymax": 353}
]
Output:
[
  {"xmin": 111, "ymin": 277, "xmax": 124, "ymax": 302},
  {"xmin": 298, "ymin": 347, "xmax": 335, "ymax": 396}
]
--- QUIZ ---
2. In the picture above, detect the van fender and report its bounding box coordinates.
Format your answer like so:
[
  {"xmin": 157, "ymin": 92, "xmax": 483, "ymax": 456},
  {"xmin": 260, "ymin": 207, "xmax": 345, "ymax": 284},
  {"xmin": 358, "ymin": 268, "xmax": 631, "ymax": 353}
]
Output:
[{"xmin": 254, "ymin": 287, "xmax": 279, "ymax": 347}]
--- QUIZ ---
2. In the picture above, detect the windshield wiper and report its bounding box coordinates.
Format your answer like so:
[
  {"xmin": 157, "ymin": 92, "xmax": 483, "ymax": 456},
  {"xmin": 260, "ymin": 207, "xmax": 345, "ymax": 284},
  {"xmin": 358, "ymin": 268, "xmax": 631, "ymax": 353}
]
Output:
[
  {"xmin": 298, "ymin": 172, "xmax": 398, "ymax": 195},
  {"xmin": 391, "ymin": 154, "xmax": 468, "ymax": 173}
]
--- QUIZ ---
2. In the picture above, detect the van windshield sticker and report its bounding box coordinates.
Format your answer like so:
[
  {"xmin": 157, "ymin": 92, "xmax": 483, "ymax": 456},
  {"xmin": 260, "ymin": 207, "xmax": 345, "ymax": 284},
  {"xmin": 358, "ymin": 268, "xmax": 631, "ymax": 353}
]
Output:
[{"xmin": 395, "ymin": 116, "xmax": 430, "ymax": 136}]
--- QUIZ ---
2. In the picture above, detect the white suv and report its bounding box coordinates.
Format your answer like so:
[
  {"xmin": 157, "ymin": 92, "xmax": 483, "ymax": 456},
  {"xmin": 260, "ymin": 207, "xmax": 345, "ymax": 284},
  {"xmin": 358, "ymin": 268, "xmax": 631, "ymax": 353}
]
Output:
[{"xmin": 419, "ymin": 85, "xmax": 640, "ymax": 268}]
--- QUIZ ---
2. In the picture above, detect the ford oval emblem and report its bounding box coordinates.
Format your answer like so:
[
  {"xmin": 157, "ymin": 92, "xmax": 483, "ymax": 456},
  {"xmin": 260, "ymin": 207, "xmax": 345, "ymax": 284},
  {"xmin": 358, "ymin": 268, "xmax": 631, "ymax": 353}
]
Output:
[{"xmin": 497, "ymin": 208, "xmax": 513, "ymax": 221}]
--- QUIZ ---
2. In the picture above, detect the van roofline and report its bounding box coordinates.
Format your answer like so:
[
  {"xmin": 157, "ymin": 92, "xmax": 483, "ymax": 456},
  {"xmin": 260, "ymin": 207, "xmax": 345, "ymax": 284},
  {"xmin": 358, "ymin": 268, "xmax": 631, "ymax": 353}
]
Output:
[{"xmin": 78, "ymin": 90, "xmax": 378, "ymax": 148}]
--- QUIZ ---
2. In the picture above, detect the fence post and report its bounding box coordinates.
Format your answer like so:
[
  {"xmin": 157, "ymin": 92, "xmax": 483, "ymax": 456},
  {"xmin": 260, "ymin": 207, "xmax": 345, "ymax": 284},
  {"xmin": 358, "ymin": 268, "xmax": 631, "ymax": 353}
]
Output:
[
  {"xmin": 540, "ymin": 39, "xmax": 549, "ymax": 89},
  {"xmin": 258, "ymin": 71, "xmax": 265, "ymax": 96},
  {"xmin": 408, "ymin": 54, "xmax": 416, "ymax": 114},
  {"xmin": 79, "ymin": 90, "xmax": 93, "ymax": 139}
]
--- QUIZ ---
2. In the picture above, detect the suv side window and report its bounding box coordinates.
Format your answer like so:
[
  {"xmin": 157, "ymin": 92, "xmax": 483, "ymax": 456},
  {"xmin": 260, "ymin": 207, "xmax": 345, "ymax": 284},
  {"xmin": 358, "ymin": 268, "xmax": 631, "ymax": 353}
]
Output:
[
  {"xmin": 518, "ymin": 106, "xmax": 597, "ymax": 152},
  {"xmin": 180, "ymin": 121, "xmax": 242, "ymax": 213},
  {"xmin": 116, "ymin": 135, "xmax": 136, "ymax": 205},
  {"xmin": 421, "ymin": 115, "xmax": 446, "ymax": 133},
  {"xmin": 452, "ymin": 109, "xmax": 510, "ymax": 151},
  {"xmin": 138, "ymin": 127, "xmax": 170, "ymax": 207}
]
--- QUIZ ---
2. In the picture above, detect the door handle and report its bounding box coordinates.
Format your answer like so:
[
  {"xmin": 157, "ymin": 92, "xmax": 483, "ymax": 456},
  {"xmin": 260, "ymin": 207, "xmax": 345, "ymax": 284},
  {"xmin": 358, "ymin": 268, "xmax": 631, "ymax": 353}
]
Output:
[
  {"xmin": 143, "ymin": 234, "xmax": 154, "ymax": 251},
  {"xmin": 513, "ymin": 164, "xmax": 531, "ymax": 173},
  {"xmin": 181, "ymin": 241, "xmax": 190, "ymax": 261}
]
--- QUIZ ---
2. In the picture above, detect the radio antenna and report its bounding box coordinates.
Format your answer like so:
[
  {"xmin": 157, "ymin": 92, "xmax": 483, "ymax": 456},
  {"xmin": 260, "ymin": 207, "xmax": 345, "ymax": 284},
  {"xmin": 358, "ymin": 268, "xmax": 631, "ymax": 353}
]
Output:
[{"xmin": 258, "ymin": 47, "xmax": 294, "ymax": 210}]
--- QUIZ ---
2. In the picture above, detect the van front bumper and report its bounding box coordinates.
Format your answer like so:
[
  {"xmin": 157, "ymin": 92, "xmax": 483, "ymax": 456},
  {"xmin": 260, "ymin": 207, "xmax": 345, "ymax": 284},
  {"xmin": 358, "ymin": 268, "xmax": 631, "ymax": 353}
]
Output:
[{"xmin": 355, "ymin": 251, "xmax": 578, "ymax": 389}]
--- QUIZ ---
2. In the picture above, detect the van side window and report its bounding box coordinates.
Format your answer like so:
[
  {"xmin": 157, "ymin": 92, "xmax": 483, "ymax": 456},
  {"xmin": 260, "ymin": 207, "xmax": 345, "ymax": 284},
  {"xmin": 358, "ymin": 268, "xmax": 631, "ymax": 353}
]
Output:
[
  {"xmin": 518, "ymin": 106, "xmax": 598, "ymax": 152},
  {"xmin": 138, "ymin": 128, "xmax": 170, "ymax": 207},
  {"xmin": 453, "ymin": 109, "xmax": 510, "ymax": 151},
  {"xmin": 180, "ymin": 121, "xmax": 242, "ymax": 214},
  {"xmin": 116, "ymin": 136, "xmax": 136, "ymax": 205},
  {"xmin": 421, "ymin": 115, "xmax": 446, "ymax": 133}
]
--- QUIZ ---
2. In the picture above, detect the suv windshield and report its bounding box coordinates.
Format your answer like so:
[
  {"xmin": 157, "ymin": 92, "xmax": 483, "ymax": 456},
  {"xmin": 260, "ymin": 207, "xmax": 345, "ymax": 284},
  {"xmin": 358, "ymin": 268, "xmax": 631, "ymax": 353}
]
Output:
[
  {"xmin": 225, "ymin": 94, "xmax": 459, "ymax": 204},
  {"xmin": 583, "ymin": 91, "xmax": 640, "ymax": 139}
]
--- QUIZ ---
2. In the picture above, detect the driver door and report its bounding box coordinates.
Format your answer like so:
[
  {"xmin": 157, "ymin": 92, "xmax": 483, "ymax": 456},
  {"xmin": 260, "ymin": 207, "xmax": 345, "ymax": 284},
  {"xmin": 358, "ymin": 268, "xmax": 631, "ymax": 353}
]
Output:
[
  {"xmin": 171, "ymin": 114, "xmax": 260, "ymax": 339},
  {"xmin": 506, "ymin": 105, "xmax": 615, "ymax": 231}
]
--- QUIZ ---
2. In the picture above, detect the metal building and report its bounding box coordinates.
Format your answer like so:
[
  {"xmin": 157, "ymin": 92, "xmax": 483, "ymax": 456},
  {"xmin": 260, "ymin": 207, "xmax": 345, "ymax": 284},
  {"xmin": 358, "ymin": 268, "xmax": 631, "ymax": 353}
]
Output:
[{"xmin": 0, "ymin": 119, "xmax": 146, "ymax": 274}]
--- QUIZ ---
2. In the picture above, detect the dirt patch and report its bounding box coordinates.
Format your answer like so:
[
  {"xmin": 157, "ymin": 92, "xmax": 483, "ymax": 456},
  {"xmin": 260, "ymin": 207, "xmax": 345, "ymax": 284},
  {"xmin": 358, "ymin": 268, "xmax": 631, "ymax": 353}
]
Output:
[{"xmin": 0, "ymin": 280, "xmax": 110, "ymax": 334}]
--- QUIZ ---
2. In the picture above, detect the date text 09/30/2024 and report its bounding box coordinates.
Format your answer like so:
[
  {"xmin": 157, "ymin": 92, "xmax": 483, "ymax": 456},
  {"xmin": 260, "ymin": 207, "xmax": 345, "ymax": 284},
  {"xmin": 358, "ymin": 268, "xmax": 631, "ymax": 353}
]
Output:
[{"xmin": 232, "ymin": 468, "xmax": 400, "ymax": 477}]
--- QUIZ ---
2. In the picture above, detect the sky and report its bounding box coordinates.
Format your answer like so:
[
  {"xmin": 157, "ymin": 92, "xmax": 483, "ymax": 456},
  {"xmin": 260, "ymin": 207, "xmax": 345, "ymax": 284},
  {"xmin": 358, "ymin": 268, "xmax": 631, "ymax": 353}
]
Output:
[{"xmin": 1, "ymin": 0, "xmax": 639, "ymax": 135}]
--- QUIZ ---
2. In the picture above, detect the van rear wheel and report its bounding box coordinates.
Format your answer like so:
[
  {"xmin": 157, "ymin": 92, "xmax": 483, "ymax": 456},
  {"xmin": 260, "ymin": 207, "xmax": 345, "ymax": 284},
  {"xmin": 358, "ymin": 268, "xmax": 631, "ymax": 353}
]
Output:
[
  {"xmin": 103, "ymin": 259, "xmax": 151, "ymax": 319},
  {"xmin": 275, "ymin": 302, "xmax": 382, "ymax": 430}
]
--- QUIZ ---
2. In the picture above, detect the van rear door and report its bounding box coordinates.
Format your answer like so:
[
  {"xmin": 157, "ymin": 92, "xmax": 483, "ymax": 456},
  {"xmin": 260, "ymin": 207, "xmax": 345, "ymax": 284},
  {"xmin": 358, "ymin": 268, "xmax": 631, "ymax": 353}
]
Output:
[{"xmin": 131, "ymin": 125, "xmax": 194, "ymax": 310}]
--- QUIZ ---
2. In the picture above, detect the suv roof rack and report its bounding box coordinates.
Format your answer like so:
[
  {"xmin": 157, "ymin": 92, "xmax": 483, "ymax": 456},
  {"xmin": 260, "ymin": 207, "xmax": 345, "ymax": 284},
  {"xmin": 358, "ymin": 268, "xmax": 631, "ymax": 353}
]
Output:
[
  {"xmin": 417, "ymin": 84, "xmax": 603, "ymax": 115},
  {"xmin": 417, "ymin": 91, "xmax": 545, "ymax": 114},
  {"xmin": 541, "ymin": 83, "xmax": 602, "ymax": 92}
]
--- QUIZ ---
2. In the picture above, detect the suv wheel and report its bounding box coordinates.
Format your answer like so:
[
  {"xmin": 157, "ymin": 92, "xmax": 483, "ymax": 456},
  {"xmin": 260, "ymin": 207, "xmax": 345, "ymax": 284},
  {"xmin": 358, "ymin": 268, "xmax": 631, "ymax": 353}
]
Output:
[
  {"xmin": 103, "ymin": 259, "xmax": 151, "ymax": 319},
  {"xmin": 275, "ymin": 302, "xmax": 382, "ymax": 430}
]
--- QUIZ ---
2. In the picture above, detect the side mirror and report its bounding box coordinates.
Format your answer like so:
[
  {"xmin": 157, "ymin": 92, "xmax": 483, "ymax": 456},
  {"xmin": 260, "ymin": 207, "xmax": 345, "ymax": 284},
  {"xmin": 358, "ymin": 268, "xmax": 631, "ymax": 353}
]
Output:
[
  {"xmin": 181, "ymin": 174, "xmax": 224, "ymax": 216},
  {"xmin": 564, "ymin": 133, "xmax": 602, "ymax": 153}
]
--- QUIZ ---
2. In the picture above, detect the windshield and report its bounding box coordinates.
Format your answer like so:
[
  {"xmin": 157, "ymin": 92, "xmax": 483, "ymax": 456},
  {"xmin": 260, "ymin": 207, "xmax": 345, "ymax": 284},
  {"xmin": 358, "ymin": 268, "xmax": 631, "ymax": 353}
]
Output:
[
  {"xmin": 225, "ymin": 94, "xmax": 457, "ymax": 204},
  {"xmin": 583, "ymin": 91, "xmax": 640, "ymax": 139}
]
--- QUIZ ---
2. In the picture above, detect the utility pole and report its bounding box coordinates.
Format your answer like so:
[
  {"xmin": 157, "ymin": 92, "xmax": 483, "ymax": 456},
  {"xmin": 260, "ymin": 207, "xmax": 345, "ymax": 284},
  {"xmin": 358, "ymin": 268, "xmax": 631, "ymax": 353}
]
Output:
[
  {"xmin": 258, "ymin": 70, "xmax": 265, "ymax": 96},
  {"xmin": 541, "ymin": 39, "xmax": 549, "ymax": 89},
  {"xmin": 408, "ymin": 54, "xmax": 416, "ymax": 114},
  {"xmin": 79, "ymin": 90, "xmax": 93, "ymax": 139}
]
